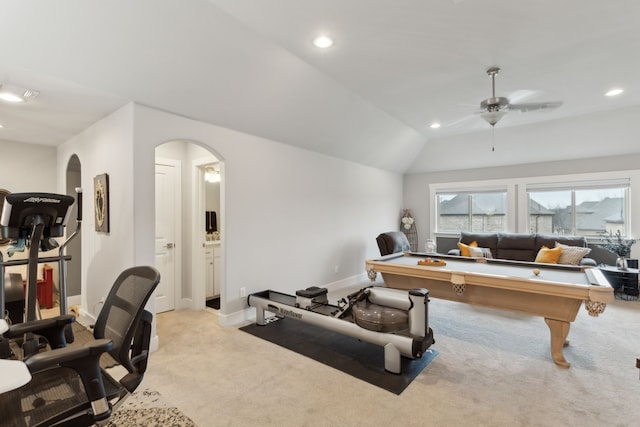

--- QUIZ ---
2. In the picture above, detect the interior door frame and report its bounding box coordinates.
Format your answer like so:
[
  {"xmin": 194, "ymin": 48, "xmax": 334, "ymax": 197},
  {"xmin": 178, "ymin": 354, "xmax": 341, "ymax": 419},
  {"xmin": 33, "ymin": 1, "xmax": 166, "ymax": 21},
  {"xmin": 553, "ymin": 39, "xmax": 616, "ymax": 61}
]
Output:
[
  {"xmin": 191, "ymin": 159, "xmax": 207, "ymax": 310},
  {"xmin": 155, "ymin": 157, "xmax": 182, "ymax": 312},
  {"xmin": 191, "ymin": 157, "xmax": 221, "ymax": 310}
]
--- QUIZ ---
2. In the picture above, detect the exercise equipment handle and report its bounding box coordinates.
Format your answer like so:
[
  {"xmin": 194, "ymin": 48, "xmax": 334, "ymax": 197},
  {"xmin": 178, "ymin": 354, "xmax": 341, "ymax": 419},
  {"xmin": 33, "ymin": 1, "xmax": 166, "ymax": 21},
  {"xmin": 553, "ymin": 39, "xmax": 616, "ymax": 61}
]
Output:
[{"xmin": 75, "ymin": 187, "xmax": 83, "ymax": 221}]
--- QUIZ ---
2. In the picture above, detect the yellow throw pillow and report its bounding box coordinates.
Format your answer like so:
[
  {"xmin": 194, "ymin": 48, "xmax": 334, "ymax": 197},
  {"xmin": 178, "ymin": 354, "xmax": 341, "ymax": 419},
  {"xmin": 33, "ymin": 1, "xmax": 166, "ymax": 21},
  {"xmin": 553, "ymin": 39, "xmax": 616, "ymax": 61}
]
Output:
[
  {"xmin": 457, "ymin": 241, "xmax": 478, "ymax": 257},
  {"xmin": 535, "ymin": 246, "xmax": 562, "ymax": 264}
]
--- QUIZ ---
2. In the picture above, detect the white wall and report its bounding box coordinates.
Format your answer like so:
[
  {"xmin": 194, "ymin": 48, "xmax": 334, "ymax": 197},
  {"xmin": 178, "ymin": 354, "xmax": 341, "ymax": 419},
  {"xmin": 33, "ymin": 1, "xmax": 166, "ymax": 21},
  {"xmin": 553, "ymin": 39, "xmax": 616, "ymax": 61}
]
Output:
[
  {"xmin": 205, "ymin": 181, "xmax": 221, "ymax": 219},
  {"xmin": 406, "ymin": 106, "xmax": 640, "ymax": 174},
  {"xmin": 0, "ymin": 140, "xmax": 60, "ymax": 300},
  {"xmin": 0, "ymin": 140, "xmax": 57, "ymax": 192},
  {"xmin": 404, "ymin": 154, "xmax": 640, "ymax": 258},
  {"xmin": 7, "ymin": 99, "xmax": 640, "ymax": 329},
  {"xmin": 405, "ymin": 105, "xmax": 640, "ymax": 254},
  {"xmin": 57, "ymin": 104, "xmax": 136, "ymax": 318},
  {"xmin": 51, "ymin": 103, "xmax": 402, "ymax": 326},
  {"xmin": 133, "ymin": 104, "xmax": 403, "ymax": 322}
]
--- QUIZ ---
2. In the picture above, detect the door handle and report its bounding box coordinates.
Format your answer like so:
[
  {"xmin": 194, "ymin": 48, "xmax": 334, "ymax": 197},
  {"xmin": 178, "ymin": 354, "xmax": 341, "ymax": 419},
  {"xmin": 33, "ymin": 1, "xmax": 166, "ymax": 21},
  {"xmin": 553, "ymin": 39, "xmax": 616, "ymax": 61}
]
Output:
[{"xmin": 165, "ymin": 243, "xmax": 174, "ymax": 249}]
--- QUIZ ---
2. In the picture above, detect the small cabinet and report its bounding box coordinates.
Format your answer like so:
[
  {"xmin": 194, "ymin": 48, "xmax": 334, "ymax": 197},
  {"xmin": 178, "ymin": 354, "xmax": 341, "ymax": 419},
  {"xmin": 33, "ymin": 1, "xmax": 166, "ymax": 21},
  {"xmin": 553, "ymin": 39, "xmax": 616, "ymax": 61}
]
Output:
[
  {"xmin": 204, "ymin": 241, "xmax": 221, "ymax": 298},
  {"xmin": 205, "ymin": 245, "xmax": 214, "ymax": 298},
  {"xmin": 213, "ymin": 244, "xmax": 221, "ymax": 296}
]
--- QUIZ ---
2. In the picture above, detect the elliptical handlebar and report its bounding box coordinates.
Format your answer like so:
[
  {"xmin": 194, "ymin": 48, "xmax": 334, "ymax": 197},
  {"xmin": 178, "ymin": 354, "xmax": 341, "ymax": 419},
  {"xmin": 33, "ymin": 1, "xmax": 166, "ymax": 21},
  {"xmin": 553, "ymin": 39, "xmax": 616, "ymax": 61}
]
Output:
[
  {"xmin": 57, "ymin": 188, "xmax": 82, "ymax": 343},
  {"xmin": 58, "ymin": 188, "xmax": 82, "ymax": 255}
]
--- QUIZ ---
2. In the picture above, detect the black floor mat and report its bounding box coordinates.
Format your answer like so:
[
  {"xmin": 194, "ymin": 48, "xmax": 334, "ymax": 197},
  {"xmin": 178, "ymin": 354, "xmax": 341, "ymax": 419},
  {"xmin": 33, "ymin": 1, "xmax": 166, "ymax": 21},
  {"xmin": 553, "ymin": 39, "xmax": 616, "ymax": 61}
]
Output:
[
  {"xmin": 240, "ymin": 318, "xmax": 437, "ymax": 394},
  {"xmin": 206, "ymin": 297, "xmax": 220, "ymax": 310}
]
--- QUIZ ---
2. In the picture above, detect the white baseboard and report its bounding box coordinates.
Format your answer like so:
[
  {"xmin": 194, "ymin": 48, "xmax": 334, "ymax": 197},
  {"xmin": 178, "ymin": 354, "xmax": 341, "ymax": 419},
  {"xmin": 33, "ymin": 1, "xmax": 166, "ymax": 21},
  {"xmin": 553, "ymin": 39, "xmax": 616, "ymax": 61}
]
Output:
[
  {"xmin": 217, "ymin": 308, "xmax": 254, "ymax": 327},
  {"xmin": 66, "ymin": 295, "xmax": 81, "ymax": 307},
  {"xmin": 322, "ymin": 272, "xmax": 384, "ymax": 294},
  {"xmin": 176, "ymin": 298, "xmax": 193, "ymax": 310},
  {"xmin": 77, "ymin": 307, "xmax": 97, "ymax": 326},
  {"xmin": 150, "ymin": 335, "xmax": 159, "ymax": 352}
]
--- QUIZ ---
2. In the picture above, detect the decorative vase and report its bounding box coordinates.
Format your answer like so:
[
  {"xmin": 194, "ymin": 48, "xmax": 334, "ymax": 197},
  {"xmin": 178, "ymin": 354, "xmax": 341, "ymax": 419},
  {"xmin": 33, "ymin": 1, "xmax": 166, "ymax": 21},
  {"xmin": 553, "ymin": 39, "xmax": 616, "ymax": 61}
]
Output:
[
  {"xmin": 401, "ymin": 209, "xmax": 418, "ymax": 252},
  {"xmin": 616, "ymin": 256, "xmax": 628, "ymax": 271}
]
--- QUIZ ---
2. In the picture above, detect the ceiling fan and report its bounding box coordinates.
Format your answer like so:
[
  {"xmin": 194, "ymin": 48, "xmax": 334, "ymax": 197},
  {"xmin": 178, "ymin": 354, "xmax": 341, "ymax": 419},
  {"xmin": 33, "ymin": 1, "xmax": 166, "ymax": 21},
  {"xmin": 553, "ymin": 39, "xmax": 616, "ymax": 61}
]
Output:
[{"xmin": 478, "ymin": 67, "xmax": 563, "ymax": 127}]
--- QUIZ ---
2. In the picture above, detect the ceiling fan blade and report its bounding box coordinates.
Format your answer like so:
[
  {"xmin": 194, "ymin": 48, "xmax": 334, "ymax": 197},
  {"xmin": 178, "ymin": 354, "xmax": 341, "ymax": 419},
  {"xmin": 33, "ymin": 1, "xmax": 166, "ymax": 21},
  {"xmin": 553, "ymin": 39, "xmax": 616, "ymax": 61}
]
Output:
[
  {"xmin": 507, "ymin": 89, "xmax": 545, "ymax": 104},
  {"xmin": 508, "ymin": 101, "xmax": 563, "ymax": 112},
  {"xmin": 443, "ymin": 114, "xmax": 479, "ymax": 129},
  {"xmin": 444, "ymin": 115, "xmax": 474, "ymax": 128},
  {"xmin": 453, "ymin": 102, "xmax": 480, "ymax": 110}
]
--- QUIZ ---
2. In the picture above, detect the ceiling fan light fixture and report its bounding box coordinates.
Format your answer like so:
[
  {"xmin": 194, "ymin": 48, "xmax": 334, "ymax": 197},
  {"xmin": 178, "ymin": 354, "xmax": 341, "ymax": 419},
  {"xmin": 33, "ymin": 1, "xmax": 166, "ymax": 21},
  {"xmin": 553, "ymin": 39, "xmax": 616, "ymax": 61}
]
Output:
[
  {"xmin": 0, "ymin": 83, "xmax": 40, "ymax": 103},
  {"xmin": 476, "ymin": 66, "xmax": 562, "ymax": 128},
  {"xmin": 480, "ymin": 110, "xmax": 507, "ymax": 126}
]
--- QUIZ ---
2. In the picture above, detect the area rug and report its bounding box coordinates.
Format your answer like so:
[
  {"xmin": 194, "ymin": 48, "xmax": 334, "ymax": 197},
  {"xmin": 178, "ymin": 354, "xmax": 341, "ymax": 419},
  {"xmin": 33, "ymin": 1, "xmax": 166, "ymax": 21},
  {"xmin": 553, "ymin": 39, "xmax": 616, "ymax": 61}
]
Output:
[
  {"xmin": 107, "ymin": 388, "xmax": 197, "ymax": 426},
  {"xmin": 240, "ymin": 317, "xmax": 438, "ymax": 395},
  {"xmin": 71, "ymin": 323, "xmax": 197, "ymax": 426}
]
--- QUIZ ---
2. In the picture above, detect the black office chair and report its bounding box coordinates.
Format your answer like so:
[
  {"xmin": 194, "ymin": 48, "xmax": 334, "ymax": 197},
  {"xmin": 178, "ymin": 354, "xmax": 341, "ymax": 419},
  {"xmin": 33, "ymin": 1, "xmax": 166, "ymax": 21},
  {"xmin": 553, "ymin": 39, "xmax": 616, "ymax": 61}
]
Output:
[
  {"xmin": 0, "ymin": 265, "xmax": 161, "ymax": 427},
  {"xmin": 376, "ymin": 231, "xmax": 411, "ymax": 256}
]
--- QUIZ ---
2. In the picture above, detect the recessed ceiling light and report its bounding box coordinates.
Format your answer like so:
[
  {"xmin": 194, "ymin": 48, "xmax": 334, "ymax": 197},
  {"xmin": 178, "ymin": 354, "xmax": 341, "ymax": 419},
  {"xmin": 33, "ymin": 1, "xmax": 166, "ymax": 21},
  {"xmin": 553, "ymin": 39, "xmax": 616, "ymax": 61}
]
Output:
[
  {"xmin": 0, "ymin": 92, "xmax": 23, "ymax": 103},
  {"xmin": 0, "ymin": 83, "xmax": 39, "ymax": 103},
  {"xmin": 0, "ymin": 124, "xmax": 4, "ymax": 128},
  {"xmin": 605, "ymin": 88, "xmax": 624, "ymax": 97},
  {"xmin": 430, "ymin": 123, "xmax": 441, "ymax": 129},
  {"xmin": 313, "ymin": 35, "xmax": 334, "ymax": 49}
]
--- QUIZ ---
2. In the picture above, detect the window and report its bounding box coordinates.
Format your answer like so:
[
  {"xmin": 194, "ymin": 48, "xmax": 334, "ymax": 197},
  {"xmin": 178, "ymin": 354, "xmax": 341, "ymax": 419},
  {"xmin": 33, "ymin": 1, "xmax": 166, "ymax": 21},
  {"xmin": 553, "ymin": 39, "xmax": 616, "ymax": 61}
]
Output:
[
  {"xmin": 527, "ymin": 179, "xmax": 630, "ymax": 237},
  {"xmin": 431, "ymin": 174, "xmax": 633, "ymax": 240},
  {"xmin": 436, "ymin": 191, "xmax": 507, "ymax": 233}
]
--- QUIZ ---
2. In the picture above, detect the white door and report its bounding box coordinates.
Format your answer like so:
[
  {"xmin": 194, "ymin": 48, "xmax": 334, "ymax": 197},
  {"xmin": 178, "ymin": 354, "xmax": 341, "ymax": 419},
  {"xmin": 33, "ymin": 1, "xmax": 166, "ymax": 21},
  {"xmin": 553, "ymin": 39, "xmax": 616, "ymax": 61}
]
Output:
[{"xmin": 155, "ymin": 162, "xmax": 180, "ymax": 313}]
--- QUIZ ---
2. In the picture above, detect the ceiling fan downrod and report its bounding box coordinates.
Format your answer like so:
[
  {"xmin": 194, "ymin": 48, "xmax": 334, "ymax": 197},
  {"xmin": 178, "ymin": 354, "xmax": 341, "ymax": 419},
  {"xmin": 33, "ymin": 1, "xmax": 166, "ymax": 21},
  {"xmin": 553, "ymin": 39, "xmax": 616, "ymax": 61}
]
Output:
[
  {"xmin": 487, "ymin": 66, "xmax": 500, "ymax": 99},
  {"xmin": 480, "ymin": 66, "xmax": 509, "ymax": 126}
]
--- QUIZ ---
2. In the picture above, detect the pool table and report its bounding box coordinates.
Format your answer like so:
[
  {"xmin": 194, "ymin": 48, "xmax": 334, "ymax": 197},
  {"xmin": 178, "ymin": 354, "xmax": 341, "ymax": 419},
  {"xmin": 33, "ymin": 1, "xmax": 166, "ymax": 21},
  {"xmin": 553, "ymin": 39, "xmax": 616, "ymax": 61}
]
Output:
[{"xmin": 365, "ymin": 252, "xmax": 614, "ymax": 368}]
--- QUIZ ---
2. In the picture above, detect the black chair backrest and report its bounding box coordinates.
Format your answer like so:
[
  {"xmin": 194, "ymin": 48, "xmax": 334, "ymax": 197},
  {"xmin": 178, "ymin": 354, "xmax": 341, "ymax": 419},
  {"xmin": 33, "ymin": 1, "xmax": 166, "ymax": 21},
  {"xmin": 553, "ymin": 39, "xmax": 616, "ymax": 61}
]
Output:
[
  {"xmin": 376, "ymin": 231, "xmax": 411, "ymax": 256},
  {"xmin": 93, "ymin": 266, "xmax": 161, "ymax": 373}
]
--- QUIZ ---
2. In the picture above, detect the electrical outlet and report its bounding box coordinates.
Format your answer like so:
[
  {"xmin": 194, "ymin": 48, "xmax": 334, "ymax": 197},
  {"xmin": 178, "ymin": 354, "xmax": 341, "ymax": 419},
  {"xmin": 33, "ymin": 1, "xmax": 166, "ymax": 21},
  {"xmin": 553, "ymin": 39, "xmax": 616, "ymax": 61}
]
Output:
[
  {"xmin": 334, "ymin": 265, "xmax": 339, "ymax": 273},
  {"xmin": 93, "ymin": 297, "xmax": 106, "ymax": 317},
  {"xmin": 240, "ymin": 287, "xmax": 246, "ymax": 297}
]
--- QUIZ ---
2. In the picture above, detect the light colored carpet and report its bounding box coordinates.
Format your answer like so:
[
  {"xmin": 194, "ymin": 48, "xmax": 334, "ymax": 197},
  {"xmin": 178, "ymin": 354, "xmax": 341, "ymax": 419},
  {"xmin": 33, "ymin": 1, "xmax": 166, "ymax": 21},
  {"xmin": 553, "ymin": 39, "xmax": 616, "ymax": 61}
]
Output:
[
  {"xmin": 70, "ymin": 320, "xmax": 197, "ymax": 426},
  {"xmin": 143, "ymin": 292, "xmax": 640, "ymax": 427}
]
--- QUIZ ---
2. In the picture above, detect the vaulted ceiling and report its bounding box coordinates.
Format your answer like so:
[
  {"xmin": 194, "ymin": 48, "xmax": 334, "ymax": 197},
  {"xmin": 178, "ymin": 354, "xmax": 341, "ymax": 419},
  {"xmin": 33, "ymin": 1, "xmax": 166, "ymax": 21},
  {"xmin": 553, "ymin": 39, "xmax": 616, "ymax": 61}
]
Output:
[{"xmin": 1, "ymin": 0, "xmax": 638, "ymax": 173}]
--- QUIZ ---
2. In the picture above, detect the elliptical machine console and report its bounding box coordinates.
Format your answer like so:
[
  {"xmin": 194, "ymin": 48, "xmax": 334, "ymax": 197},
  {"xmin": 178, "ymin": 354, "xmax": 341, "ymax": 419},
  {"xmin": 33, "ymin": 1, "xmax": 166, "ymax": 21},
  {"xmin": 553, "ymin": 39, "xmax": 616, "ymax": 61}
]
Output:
[
  {"xmin": 0, "ymin": 192, "xmax": 80, "ymax": 358},
  {"xmin": 1, "ymin": 193, "xmax": 74, "ymax": 240}
]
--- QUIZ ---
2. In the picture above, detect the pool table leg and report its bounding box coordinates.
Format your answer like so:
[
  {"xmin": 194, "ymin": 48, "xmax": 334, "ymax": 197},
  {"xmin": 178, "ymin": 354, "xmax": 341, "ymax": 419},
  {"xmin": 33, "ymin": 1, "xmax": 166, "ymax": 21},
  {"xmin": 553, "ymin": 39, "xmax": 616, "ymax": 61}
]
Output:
[{"xmin": 544, "ymin": 318, "xmax": 571, "ymax": 368}]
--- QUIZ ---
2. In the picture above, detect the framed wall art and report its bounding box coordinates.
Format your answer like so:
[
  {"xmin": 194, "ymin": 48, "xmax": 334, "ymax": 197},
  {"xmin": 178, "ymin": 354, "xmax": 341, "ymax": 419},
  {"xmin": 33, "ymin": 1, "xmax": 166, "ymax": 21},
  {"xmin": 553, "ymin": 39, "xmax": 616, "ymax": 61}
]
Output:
[{"xmin": 94, "ymin": 173, "xmax": 110, "ymax": 233}]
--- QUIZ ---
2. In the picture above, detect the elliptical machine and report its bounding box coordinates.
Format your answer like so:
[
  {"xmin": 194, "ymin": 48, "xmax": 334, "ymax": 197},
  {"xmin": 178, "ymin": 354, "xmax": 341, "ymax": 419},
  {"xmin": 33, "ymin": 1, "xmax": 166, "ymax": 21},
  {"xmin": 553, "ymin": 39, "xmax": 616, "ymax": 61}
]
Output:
[{"xmin": 0, "ymin": 191, "xmax": 81, "ymax": 358}]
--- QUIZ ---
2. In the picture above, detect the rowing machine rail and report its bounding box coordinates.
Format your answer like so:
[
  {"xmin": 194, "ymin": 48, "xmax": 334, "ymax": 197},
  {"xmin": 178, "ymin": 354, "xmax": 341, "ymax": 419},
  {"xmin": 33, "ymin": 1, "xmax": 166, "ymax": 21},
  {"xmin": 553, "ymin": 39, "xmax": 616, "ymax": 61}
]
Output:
[{"xmin": 247, "ymin": 286, "xmax": 434, "ymax": 374}]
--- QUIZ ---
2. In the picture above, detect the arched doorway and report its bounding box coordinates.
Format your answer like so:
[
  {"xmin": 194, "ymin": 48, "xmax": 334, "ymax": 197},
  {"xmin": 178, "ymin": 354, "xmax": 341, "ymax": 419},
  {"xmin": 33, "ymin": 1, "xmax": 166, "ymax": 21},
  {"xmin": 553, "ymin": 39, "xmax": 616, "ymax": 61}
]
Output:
[
  {"xmin": 65, "ymin": 155, "xmax": 82, "ymax": 305},
  {"xmin": 154, "ymin": 140, "xmax": 224, "ymax": 313}
]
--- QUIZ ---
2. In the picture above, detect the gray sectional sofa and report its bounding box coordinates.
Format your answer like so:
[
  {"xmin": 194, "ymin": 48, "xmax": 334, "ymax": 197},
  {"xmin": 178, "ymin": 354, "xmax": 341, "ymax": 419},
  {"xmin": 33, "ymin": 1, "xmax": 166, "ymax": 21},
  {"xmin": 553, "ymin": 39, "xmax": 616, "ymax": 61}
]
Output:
[{"xmin": 448, "ymin": 231, "xmax": 596, "ymax": 266}]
